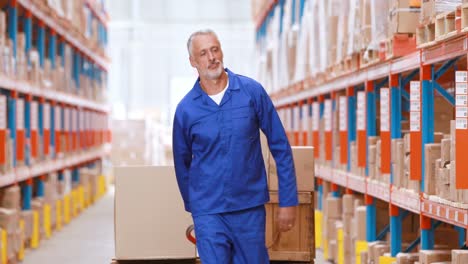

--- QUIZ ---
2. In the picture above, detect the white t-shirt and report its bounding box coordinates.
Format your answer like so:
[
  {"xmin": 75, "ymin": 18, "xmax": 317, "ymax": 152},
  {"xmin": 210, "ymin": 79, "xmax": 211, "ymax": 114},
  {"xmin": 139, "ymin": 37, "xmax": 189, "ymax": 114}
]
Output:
[{"xmin": 208, "ymin": 76, "xmax": 229, "ymax": 105}]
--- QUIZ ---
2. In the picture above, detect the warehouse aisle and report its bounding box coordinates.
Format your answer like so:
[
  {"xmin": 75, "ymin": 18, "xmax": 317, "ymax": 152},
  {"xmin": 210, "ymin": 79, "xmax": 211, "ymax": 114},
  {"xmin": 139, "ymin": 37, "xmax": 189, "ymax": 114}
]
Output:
[{"xmin": 22, "ymin": 187, "xmax": 115, "ymax": 264}]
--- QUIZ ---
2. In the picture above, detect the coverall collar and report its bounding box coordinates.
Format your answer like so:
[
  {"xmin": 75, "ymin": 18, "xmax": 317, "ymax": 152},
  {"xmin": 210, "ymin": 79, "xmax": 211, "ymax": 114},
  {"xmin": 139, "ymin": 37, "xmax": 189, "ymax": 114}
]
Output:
[{"xmin": 191, "ymin": 68, "xmax": 240, "ymax": 104}]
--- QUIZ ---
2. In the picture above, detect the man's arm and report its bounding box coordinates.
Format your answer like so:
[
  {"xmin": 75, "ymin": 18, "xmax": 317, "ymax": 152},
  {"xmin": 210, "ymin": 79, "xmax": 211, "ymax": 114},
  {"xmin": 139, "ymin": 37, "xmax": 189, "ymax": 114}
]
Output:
[
  {"xmin": 172, "ymin": 110, "xmax": 192, "ymax": 212},
  {"xmin": 253, "ymin": 82, "xmax": 298, "ymax": 231}
]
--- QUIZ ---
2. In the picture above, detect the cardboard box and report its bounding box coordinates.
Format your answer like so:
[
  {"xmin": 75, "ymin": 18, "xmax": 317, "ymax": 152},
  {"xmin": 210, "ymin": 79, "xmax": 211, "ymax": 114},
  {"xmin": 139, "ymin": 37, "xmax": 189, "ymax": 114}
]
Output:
[
  {"xmin": 419, "ymin": 250, "xmax": 451, "ymax": 264},
  {"xmin": 343, "ymin": 194, "xmax": 355, "ymax": 215},
  {"xmin": 326, "ymin": 196, "xmax": 342, "ymax": 219},
  {"xmin": 424, "ymin": 143, "xmax": 441, "ymax": 195},
  {"xmin": 396, "ymin": 252, "xmax": 420, "ymax": 264},
  {"xmin": 269, "ymin": 146, "xmax": 314, "ymax": 192},
  {"xmin": 440, "ymin": 139, "xmax": 451, "ymax": 165},
  {"xmin": 360, "ymin": 250, "xmax": 368, "ymax": 264},
  {"xmin": 355, "ymin": 206, "xmax": 367, "ymax": 240},
  {"xmin": 389, "ymin": 0, "xmax": 420, "ymax": 34},
  {"xmin": 343, "ymin": 214, "xmax": 353, "ymax": 234},
  {"xmin": 452, "ymin": 250, "xmax": 468, "ymax": 263},
  {"xmin": 368, "ymin": 241, "xmax": 388, "ymax": 263},
  {"xmin": 1, "ymin": 185, "xmax": 20, "ymax": 210},
  {"xmin": 20, "ymin": 210, "xmax": 34, "ymax": 240},
  {"xmin": 0, "ymin": 208, "xmax": 17, "ymax": 233},
  {"xmin": 114, "ymin": 166, "xmax": 196, "ymax": 260},
  {"xmin": 404, "ymin": 133, "xmax": 411, "ymax": 154},
  {"xmin": 266, "ymin": 191, "xmax": 315, "ymax": 262}
]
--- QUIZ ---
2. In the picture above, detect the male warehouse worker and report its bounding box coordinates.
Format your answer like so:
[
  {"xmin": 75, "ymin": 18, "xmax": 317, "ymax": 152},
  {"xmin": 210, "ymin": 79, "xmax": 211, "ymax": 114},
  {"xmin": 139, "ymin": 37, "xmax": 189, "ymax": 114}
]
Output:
[{"xmin": 172, "ymin": 29, "xmax": 298, "ymax": 263}]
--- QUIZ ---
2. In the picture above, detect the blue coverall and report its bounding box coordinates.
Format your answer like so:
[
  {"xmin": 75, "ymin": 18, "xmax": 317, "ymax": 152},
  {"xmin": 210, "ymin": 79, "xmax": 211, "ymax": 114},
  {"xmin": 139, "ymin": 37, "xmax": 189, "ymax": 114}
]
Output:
[{"xmin": 172, "ymin": 68, "xmax": 298, "ymax": 263}]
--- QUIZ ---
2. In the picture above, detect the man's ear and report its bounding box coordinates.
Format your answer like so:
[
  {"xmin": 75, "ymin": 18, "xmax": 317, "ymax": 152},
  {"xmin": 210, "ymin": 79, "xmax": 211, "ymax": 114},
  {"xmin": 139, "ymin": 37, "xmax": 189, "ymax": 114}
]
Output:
[{"xmin": 189, "ymin": 56, "xmax": 196, "ymax": 68}]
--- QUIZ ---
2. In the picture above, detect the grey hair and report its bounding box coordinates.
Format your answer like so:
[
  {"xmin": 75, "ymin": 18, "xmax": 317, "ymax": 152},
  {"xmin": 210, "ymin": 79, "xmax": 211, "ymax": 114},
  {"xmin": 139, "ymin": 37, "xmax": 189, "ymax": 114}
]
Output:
[{"xmin": 187, "ymin": 29, "xmax": 219, "ymax": 56}]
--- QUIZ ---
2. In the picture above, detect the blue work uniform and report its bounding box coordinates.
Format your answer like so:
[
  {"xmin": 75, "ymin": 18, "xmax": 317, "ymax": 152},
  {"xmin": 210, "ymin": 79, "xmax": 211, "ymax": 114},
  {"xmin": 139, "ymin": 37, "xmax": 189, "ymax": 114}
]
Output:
[{"xmin": 172, "ymin": 68, "xmax": 298, "ymax": 263}]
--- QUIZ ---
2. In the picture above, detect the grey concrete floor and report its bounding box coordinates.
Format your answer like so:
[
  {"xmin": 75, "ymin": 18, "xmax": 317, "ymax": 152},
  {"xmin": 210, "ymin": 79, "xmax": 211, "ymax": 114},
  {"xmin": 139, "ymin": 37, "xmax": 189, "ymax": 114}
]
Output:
[
  {"xmin": 20, "ymin": 186, "xmax": 329, "ymax": 264},
  {"xmin": 22, "ymin": 187, "xmax": 115, "ymax": 264}
]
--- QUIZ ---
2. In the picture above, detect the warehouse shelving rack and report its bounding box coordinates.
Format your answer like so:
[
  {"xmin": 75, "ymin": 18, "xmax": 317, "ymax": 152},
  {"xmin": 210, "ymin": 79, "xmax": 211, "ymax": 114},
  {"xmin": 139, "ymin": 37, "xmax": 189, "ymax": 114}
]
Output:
[
  {"xmin": 0, "ymin": 0, "xmax": 111, "ymax": 252},
  {"xmin": 256, "ymin": 0, "xmax": 468, "ymax": 259}
]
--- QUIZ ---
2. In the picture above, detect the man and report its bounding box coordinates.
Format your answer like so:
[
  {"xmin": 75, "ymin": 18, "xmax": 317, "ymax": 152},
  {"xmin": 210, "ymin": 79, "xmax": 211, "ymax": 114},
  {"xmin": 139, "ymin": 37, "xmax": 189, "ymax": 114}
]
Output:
[{"xmin": 172, "ymin": 29, "xmax": 298, "ymax": 264}]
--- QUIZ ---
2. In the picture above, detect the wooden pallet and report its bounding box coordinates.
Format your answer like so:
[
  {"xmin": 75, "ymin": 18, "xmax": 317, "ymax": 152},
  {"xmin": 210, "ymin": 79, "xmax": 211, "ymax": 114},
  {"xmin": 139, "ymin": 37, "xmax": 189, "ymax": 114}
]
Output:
[
  {"xmin": 416, "ymin": 22, "xmax": 436, "ymax": 48},
  {"xmin": 435, "ymin": 11, "xmax": 458, "ymax": 41},
  {"xmin": 266, "ymin": 192, "xmax": 315, "ymax": 264},
  {"xmin": 461, "ymin": 3, "xmax": 468, "ymax": 32}
]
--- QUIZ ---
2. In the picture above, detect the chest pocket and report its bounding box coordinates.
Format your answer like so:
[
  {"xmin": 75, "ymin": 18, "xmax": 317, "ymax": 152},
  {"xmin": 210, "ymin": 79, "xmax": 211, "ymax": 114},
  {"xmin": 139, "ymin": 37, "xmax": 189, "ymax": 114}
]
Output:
[{"xmin": 232, "ymin": 105, "xmax": 258, "ymax": 137}]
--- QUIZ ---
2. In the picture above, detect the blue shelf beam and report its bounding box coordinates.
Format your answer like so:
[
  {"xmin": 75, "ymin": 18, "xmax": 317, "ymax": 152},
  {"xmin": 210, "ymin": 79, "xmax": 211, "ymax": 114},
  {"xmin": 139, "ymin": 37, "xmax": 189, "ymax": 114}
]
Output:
[
  {"xmin": 433, "ymin": 82, "xmax": 455, "ymax": 106},
  {"xmin": 8, "ymin": 0, "xmax": 17, "ymax": 57}
]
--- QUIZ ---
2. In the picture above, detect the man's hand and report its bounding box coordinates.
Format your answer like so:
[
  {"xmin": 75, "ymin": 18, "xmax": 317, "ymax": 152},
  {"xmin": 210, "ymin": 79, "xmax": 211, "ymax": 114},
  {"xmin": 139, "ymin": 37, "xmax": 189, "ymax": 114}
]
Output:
[{"xmin": 276, "ymin": 206, "xmax": 297, "ymax": 232}]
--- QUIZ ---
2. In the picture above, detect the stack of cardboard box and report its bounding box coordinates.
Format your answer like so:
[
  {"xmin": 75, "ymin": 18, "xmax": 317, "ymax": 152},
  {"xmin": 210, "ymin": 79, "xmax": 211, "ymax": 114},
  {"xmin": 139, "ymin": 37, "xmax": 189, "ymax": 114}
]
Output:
[
  {"xmin": 0, "ymin": 185, "xmax": 23, "ymax": 262},
  {"xmin": 342, "ymin": 194, "xmax": 357, "ymax": 264}
]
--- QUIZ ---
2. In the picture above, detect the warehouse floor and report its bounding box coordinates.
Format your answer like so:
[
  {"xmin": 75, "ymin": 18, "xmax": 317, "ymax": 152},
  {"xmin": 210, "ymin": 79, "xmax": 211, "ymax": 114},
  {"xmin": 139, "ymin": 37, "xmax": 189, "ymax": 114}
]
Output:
[
  {"xmin": 22, "ymin": 187, "xmax": 115, "ymax": 264},
  {"xmin": 20, "ymin": 186, "xmax": 327, "ymax": 264}
]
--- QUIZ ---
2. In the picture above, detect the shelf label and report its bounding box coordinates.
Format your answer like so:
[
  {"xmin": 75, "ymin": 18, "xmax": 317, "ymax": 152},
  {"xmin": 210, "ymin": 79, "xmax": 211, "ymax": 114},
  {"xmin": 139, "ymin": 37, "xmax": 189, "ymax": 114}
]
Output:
[
  {"xmin": 380, "ymin": 88, "xmax": 390, "ymax": 132},
  {"xmin": 456, "ymin": 118, "xmax": 468, "ymax": 130},
  {"xmin": 55, "ymin": 107, "xmax": 61, "ymax": 131},
  {"xmin": 31, "ymin": 101, "xmax": 38, "ymax": 131},
  {"xmin": 16, "ymin": 99, "xmax": 24, "ymax": 130},
  {"xmin": 0, "ymin": 95, "xmax": 6, "ymax": 130},
  {"xmin": 456, "ymin": 71, "xmax": 468, "ymax": 83},
  {"xmin": 339, "ymin": 96, "xmax": 347, "ymax": 131},
  {"xmin": 357, "ymin": 91, "xmax": 366, "ymax": 131},
  {"xmin": 410, "ymin": 101, "xmax": 421, "ymax": 112},
  {"xmin": 456, "ymin": 82, "xmax": 468, "ymax": 95},
  {"xmin": 410, "ymin": 81, "xmax": 420, "ymax": 93},
  {"xmin": 312, "ymin": 102, "xmax": 319, "ymax": 131},
  {"xmin": 410, "ymin": 91, "xmax": 420, "ymax": 101},
  {"xmin": 456, "ymin": 95, "xmax": 468, "ymax": 106},
  {"xmin": 44, "ymin": 103, "xmax": 50, "ymax": 130},
  {"xmin": 410, "ymin": 112, "xmax": 421, "ymax": 122},
  {"xmin": 324, "ymin": 99, "xmax": 332, "ymax": 132},
  {"xmin": 410, "ymin": 120, "xmax": 420, "ymax": 132},
  {"xmin": 456, "ymin": 107, "xmax": 468, "ymax": 118}
]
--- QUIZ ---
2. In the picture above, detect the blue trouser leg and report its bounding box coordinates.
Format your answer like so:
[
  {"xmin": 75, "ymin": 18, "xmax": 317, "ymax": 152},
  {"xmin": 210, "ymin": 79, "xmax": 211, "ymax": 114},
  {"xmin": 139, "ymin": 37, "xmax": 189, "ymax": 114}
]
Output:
[{"xmin": 193, "ymin": 205, "xmax": 269, "ymax": 264}]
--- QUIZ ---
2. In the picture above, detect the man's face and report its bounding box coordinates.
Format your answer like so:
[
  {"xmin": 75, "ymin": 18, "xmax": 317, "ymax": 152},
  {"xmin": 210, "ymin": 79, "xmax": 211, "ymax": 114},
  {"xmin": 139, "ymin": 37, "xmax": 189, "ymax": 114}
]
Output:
[{"xmin": 189, "ymin": 34, "xmax": 224, "ymax": 80}]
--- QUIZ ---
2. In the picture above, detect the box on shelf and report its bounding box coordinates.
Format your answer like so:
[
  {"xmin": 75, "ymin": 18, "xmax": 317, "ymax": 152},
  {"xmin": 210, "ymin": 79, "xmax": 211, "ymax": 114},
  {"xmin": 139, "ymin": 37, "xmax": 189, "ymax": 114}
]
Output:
[
  {"xmin": 389, "ymin": 0, "xmax": 420, "ymax": 35},
  {"xmin": 423, "ymin": 143, "xmax": 441, "ymax": 195},
  {"xmin": 419, "ymin": 249, "xmax": 451, "ymax": 264},
  {"xmin": 420, "ymin": 0, "xmax": 461, "ymax": 25},
  {"xmin": 452, "ymin": 250, "xmax": 468, "ymax": 263}
]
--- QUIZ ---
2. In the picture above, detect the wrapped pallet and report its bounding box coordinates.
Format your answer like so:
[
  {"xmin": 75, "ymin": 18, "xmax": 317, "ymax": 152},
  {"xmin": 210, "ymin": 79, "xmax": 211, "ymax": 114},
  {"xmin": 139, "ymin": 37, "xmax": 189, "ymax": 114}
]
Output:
[{"xmin": 421, "ymin": 0, "xmax": 461, "ymax": 25}]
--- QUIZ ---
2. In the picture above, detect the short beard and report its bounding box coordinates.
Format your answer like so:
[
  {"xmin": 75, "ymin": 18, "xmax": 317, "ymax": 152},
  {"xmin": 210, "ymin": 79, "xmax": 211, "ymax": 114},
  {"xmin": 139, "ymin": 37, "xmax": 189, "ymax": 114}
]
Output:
[{"xmin": 205, "ymin": 62, "xmax": 224, "ymax": 80}]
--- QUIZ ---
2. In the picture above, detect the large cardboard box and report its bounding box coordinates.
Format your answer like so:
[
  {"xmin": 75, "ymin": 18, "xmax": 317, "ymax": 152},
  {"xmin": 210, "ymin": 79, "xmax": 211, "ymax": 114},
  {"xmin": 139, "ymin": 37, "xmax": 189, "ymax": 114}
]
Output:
[
  {"xmin": 114, "ymin": 166, "xmax": 196, "ymax": 260},
  {"xmin": 265, "ymin": 191, "xmax": 315, "ymax": 262},
  {"xmin": 419, "ymin": 250, "xmax": 451, "ymax": 264},
  {"xmin": 452, "ymin": 250, "xmax": 468, "ymax": 263},
  {"xmin": 389, "ymin": 0, "xmax": 420, "ymax": 34},
  {"xmin": 269, "ymin": 146, "xmax": 314, "ymax": 192}
]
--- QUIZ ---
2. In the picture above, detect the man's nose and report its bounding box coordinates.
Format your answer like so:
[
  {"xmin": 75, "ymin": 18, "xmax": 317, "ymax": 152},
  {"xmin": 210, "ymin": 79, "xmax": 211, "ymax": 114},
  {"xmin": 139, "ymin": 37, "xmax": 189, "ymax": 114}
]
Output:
[{"xmin": 207, "ymin": 51, "xmax": 215, "ymax": 61}]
